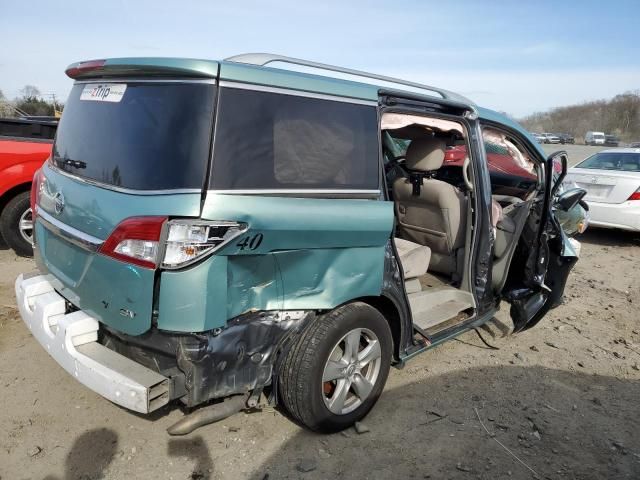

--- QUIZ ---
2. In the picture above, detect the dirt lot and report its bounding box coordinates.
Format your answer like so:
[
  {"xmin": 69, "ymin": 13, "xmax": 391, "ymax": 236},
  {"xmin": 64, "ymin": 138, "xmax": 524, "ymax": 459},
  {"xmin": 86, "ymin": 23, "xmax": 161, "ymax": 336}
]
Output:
[{"xmin": 1, "ymin": 145, "xmax": 639, "ymax": 480}]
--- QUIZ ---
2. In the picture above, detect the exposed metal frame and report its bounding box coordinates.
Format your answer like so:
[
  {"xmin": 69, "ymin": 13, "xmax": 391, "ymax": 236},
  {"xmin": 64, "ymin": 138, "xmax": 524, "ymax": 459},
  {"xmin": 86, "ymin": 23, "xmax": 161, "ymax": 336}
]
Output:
[{"xmin": 224, "ymin": 53, "xmax": 474, "ymax": 105}]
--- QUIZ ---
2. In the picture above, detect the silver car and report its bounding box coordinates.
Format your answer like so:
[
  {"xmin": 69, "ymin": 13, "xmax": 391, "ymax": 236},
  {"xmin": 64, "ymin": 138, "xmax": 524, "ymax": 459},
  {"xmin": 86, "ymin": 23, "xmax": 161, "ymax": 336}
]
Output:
[
  {"xmin": 541, "ymin": 133, "xmax": 561, "ymax": 144},
  {"xmin": 564, "ymin": 149, "xmax": 640, "ymax": 231}
]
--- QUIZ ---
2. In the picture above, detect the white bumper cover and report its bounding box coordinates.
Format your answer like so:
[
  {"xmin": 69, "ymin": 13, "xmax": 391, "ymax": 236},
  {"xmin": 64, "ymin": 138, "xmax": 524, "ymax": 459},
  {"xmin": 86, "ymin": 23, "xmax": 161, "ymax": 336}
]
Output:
[
  {"xmin": 15, "ymin": 273, "xmax": 169, "ymax": 413},
  {"xmin": 587, "ymin": 200, "xmax": 640, "ymax": 232}
]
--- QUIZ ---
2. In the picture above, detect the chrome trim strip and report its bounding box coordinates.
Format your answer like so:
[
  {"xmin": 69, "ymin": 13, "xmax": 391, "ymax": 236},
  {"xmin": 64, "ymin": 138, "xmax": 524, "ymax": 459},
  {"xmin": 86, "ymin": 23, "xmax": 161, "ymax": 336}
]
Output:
[
  {"xmin": 209, "ymin": 189, "xmax": 381, "ymax": 195},
  {"xmin": 218, "ymin": 81, "xmax": 378, "ymax": 106},
  {"xmin": 47, "ymin": 164, "xmax": 201, "ymax": 196},
  {"xmin": 37, "ymin": 207, "xmax": 104, "ymax": 252},
  {"xmin": 74, "ymin": 78, "xmax": 217, "ymax": 85}
]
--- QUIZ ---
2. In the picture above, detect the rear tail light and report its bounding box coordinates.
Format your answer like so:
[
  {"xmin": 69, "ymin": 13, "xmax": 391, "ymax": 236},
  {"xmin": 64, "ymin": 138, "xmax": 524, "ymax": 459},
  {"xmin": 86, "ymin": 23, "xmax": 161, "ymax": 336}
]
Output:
[
  {"xmin": 628, "ymin": 189, "xmax": 640, "ymax": 201},
  {"xmin": 99, "ymin": 217, "xmax": 167, "ymax": 269},
  {"xmin": 65, "ymin": 59, "xmax": 106, "ymax": 79},
  {"xmin": 30, "ymin": 169, "xmax": 43, "ymax": 213},
  {"xmin": 99, "ymin": 217, "xmax": 247, "ymax": 269},
  {"xmin": 162, "ymin": 220, "xmax": 247, "ymax": 269}
]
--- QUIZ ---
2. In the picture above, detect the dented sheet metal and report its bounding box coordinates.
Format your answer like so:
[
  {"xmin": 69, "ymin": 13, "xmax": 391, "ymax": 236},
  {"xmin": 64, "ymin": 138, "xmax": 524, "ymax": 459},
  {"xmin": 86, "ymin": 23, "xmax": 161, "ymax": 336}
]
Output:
[
  {"xmin": 104, "ymin": 310, "xmax": 313, "ymax": 406},
  {"xmin": 157, "ymin": 194, "xmax": 394, "ymax": 333}
]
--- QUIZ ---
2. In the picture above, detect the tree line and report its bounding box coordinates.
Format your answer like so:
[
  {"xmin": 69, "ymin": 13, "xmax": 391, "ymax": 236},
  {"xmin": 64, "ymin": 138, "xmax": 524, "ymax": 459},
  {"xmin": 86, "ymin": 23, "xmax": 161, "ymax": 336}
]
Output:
[
  {"xmin": 0, "ymin": 85, "xmax": 63, "ymax": 117},
  {"xmin": 519, "ymin": 91, "xmax": 640, "ymax": 142}
]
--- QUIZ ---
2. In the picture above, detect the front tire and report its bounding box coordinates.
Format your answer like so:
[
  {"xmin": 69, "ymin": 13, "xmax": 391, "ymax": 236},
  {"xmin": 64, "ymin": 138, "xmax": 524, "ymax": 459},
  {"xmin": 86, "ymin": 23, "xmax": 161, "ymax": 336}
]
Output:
[
  {"xmin": 0, "ymin": 192, "xmax": 33, "ymax": 257},
  {"xmin": 278, "ymin": 302, "xmax": 392, "ymax": 432}
]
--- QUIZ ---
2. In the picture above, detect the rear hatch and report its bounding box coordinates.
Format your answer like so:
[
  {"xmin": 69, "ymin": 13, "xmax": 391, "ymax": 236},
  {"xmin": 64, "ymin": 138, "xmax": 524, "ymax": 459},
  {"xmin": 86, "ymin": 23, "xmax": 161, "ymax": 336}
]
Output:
[
  {"xmin": 35, "ymin": 78, "xmax": 216, "ymax": 335},
  {"xmin": 567, "ymin": 151, "xmax": 640, "ymax": 204}
]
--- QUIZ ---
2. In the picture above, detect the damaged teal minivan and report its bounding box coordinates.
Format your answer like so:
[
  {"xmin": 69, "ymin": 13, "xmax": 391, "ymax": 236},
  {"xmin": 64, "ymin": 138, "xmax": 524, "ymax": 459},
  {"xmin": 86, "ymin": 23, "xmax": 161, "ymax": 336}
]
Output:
[{"xmin": 16, "ymin": 54, "xmax": 586, "ymax": 434}]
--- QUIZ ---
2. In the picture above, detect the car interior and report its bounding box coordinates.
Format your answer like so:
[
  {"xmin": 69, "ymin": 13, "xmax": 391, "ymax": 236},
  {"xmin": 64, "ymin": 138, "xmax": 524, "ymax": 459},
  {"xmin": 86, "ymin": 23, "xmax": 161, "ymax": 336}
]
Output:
[{"xmin": 381, "ymin": 112, "xmax": 539, "ymax": 336}]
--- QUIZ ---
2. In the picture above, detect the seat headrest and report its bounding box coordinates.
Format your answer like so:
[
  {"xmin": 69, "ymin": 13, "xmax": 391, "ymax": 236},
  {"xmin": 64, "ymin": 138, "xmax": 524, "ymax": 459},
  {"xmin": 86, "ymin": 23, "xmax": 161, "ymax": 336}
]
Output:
[{"xmin": 405, "ymin": 137, "xmax": 446, "ymax": 171}]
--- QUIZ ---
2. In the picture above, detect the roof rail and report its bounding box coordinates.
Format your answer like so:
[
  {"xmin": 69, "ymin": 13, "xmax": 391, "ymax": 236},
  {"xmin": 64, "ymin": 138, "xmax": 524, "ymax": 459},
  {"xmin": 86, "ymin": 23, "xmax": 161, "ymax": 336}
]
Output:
[{"xmin": 224, "ymin": 53, "xmax": 474, "ymax": 105}]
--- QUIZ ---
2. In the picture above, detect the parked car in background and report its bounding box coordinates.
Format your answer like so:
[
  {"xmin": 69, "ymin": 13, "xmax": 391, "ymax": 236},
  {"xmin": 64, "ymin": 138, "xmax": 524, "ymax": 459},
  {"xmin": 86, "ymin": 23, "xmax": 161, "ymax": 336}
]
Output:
[
  {"xmin": 0, "ymin": 117, "xmax": 57, "ymax": 256},
  {"xmin": 629, "ymin": 142, "xmax": 640, "ymax": 148},
  {"xmin": 555, "ymin": 133, "xmax": 575, "ymax": 144},
  {"xmin": 585, "ymin": 131, "xmax": 606, "ymax": 145},
  {"xmin": 605, "ymin": 134, "xmax": 620, "ymax": 147},
  {"xmin": 565, "ymin": 148, "xmax": 640, "ymax": 231},
  {"xmin": 531, "ymin": 133, "xmax": 545, "ymax": 144},
  {"xmin": 541, "ymin": 133, "xmax": 560, "ymax": 144}
]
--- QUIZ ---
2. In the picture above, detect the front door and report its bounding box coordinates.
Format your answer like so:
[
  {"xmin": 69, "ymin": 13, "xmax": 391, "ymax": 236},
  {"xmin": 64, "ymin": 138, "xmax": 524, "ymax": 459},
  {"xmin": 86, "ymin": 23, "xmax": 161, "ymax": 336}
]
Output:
[{"xmin": 501, "ymin": 148, "xmax": 580, "ymax": 331}]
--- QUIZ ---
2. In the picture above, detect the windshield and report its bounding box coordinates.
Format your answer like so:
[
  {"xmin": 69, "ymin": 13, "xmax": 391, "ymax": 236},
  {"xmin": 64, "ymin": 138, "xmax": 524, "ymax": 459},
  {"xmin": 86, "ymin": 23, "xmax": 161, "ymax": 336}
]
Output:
[
  {"xmin": 576, "ymin": 152, "xmax": 640, "ymax": 171},
  {"xmin": 53, "ymin": 81, "xmax": 215, "ymax": 190}
]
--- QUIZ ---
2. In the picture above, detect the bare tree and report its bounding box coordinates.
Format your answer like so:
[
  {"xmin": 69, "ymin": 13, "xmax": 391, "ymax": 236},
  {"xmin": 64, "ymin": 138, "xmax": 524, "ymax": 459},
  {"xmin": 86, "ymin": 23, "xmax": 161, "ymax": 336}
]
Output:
[
  {"xmin": 20, "ymin": 85, "xmax": 41, "ymax": 99},
  {"xmin": 520, "ymin": 91, "xmax": 640, "ymax": 142}
]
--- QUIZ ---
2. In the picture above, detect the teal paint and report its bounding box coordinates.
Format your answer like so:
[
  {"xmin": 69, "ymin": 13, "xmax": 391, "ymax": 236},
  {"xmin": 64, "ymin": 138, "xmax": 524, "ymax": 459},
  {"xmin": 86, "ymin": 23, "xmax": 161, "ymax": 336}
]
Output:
[
  {"xmin": 155, "ymin": 194, "xmax": 394, "ymax": 333},
  {"xmin": 36, "ymin": 164, "xmax": 201, "ymax": 335},
  {"xmin": 273, "ymin": 246, "xmax": 386, "ymax": 309},
  {"xmin": 156, "ymin": 246, "xmax": 386, "ymax": 333},
  {"xmin": 219, "ymin": 62, "xmax": 379, "ymax": 101},
  {"xmin": 157, "ymin": 256, "xmax": 229, "ymax": 332},
  {"xmin": 477, "ymin": 107, "xmax": 546, "ymax": 158},
  {"xmin": 203, "ymin": 194, "xmax": 394, "ymax": 252},
  {"xmin": 36, "ymin": 221, "xmax": 156, "ymax": 335},
  {"xmin": 41, "ymin": 164, "xmax": 201, "ymax": 238},
  {"xmin": 67, "ymin": 57, "xmax": 220, "ymax": 79}
]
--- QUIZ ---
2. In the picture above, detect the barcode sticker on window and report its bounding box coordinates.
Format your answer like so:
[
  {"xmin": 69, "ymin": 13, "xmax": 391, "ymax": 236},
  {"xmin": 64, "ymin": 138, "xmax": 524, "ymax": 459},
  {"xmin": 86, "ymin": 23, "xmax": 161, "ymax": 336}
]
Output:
[{"xmin": 80, "ymin": 84, "xmax": 127, "ymax": 102}]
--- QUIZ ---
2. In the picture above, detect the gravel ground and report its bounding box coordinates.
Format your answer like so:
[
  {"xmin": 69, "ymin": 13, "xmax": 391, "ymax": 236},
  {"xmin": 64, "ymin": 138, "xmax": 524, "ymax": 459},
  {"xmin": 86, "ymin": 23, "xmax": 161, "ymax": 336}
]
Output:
[{"xmin": 1, "ymin": 144, "xmax": 639, "ymax": 480}]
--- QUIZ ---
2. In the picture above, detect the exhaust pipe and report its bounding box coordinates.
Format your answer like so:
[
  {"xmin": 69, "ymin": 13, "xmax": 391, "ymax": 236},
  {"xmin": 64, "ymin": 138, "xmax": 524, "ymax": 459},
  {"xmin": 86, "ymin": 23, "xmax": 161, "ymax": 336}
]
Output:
[{"xmin": 167, "ymin": 393, "xmax": 249, "ymax": 436}]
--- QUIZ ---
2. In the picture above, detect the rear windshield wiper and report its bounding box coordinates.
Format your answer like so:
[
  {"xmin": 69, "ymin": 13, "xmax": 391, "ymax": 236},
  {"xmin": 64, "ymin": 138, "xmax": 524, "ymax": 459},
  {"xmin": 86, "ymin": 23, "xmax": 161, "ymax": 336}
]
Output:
[{"xmin": 55, "ymin": 155, "xmax": 87, "ymax": 169}]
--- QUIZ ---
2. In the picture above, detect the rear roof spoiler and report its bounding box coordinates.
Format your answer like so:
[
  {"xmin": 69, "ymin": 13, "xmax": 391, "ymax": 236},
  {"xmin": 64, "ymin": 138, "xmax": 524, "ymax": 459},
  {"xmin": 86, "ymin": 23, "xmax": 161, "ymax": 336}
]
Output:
[{"xmin": 65, "ymin": 58, "xmax": 219, "ymax": 80}]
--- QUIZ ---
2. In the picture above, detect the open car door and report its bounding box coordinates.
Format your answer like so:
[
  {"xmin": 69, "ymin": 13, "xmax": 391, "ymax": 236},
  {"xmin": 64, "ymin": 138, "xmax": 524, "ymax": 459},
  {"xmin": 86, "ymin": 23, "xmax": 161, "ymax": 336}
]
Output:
[{"xmin": 501, "ymin": 151, "xmax": 584, "ymax": 332}]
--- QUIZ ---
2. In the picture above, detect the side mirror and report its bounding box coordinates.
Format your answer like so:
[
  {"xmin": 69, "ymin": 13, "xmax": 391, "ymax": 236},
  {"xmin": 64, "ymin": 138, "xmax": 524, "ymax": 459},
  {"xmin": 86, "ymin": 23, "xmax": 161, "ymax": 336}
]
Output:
[
  {"xmin": 547, "ymin": 151, "xmax": 568, "ymax": 197},
  {"xmin": 555, "ymin": 188, "xmax": 587, "ymax": 212}
]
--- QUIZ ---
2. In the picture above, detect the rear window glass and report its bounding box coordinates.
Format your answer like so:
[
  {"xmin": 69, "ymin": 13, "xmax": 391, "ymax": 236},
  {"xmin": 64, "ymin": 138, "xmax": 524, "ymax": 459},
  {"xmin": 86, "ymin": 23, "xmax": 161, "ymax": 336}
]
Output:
[
  {"xmin": 210, "ymin": 87, "xmax": 379, "ymax": 190},
  {"xmin": 53, "ymin": 82, "xmax": 215, "ymax": 190},
  {"xmin": 577, "ymin": 152, "xmax": 640, "ymax": 171}
]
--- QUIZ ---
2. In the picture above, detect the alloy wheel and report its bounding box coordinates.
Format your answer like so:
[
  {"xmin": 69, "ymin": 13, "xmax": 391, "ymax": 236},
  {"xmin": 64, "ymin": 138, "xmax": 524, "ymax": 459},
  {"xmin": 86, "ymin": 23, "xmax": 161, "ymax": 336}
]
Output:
[
  {"xmin": 321, "ymin": 327, "xmax": 382, "ymax": 415},
  {"xmin": 18, "ymin": 208, "xmax": 34, "ymax": 244}
]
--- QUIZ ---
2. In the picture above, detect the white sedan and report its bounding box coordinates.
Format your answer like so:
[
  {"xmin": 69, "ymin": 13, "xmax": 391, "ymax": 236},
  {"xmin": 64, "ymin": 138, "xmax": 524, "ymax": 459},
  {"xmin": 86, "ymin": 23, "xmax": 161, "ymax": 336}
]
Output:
[{"xmin": 564, "ymin": 148, "xmax": 640, "ymax": 231}]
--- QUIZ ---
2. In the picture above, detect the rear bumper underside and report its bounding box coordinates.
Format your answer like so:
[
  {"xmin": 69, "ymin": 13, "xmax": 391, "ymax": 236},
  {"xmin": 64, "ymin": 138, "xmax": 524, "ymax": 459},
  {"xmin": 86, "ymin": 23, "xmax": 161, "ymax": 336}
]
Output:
[{"xmin": 15, "ymin": 273, "xmax": 169, "ymax": 413}]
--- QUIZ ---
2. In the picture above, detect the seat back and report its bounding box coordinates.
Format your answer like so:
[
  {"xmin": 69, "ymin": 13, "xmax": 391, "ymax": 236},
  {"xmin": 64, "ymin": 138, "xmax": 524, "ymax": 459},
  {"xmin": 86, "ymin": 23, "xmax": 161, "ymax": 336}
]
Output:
[{"xmin": 393, "ymin": 137, "xmax": 467, "ymax": 275}]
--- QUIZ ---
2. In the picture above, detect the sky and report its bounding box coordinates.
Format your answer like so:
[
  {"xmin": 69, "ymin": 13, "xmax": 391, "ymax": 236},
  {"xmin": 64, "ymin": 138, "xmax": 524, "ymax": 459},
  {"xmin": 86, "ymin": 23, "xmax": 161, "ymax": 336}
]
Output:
[{"xmin": 1, "ymin": 0, "xmax": 639, "ymax": 118}]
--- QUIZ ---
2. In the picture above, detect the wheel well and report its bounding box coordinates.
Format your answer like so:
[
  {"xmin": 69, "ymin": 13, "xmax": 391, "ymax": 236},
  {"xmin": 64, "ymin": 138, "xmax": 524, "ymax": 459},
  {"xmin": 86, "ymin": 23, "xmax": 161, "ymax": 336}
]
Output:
[
  {"xmin": 356, "ymin": 296, "xmax": 403, "ymax": 361},
  {"xmin": 0, "ymin": 183, "xmax": 31, "ymax": 215}
]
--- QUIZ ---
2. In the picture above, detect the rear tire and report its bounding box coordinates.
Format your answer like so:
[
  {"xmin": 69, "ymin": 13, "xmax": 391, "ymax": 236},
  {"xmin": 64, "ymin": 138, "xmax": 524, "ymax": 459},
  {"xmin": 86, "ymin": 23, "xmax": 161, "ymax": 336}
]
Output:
[
  {"xmin": 278, "ymin": 302, "xmax": 392, "ymax": 432},
  {"xmin": 0, "ymin": 192, "xmax": 34, "ymax": 257}
]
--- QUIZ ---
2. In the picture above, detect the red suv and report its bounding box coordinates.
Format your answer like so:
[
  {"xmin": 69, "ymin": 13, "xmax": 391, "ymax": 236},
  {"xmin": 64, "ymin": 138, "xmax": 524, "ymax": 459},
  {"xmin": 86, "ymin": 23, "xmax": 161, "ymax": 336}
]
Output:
[{"xmin": 0, "ymin": 118, "xmax": 57, "ymax": 256}]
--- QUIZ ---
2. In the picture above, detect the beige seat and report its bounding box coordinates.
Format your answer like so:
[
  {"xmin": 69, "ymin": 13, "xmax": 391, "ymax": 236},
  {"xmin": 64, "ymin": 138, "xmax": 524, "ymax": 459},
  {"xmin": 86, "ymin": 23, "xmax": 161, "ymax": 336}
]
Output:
[
  {"xmin": 394, "ymin": 238, "xmax": 431, "ymax": 294},
  {"xmin": 393, "ymin": 137, "xmax": 467, "ymax": 276},
  {"xmin": 394, "ymin": 238, "xmax": 431, "ymax": 279}
]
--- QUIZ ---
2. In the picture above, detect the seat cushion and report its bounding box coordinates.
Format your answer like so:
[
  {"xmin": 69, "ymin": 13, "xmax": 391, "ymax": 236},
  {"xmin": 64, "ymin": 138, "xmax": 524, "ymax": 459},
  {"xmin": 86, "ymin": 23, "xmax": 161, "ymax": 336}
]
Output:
[{"xmin": 394, "ymin": 238, "xmax": 431, "ymax": 279}]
